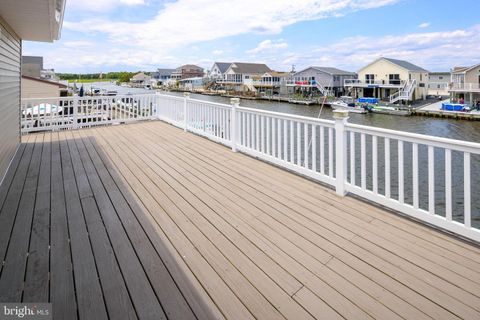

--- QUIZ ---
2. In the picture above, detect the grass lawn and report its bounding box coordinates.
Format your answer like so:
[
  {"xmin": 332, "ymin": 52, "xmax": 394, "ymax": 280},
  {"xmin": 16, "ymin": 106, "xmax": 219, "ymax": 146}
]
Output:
[{"xmin": 67, "ymin": 79, "xmax": 117, "ymax": 83}]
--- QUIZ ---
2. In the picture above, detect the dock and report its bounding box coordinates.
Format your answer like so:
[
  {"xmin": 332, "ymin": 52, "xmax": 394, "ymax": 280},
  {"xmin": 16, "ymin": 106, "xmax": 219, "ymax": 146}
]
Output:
[
  {"xmin": 1, "ymin": 120, "xmax": 479, "ymax": 319},
  {"xmin": 413, "ymin": 99, "xmax": 480, "ymax": 120}
]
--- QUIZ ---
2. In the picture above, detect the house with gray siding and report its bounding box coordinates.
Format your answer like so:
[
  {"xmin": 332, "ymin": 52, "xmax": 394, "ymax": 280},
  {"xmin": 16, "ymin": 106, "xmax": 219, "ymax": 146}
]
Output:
[
  {"xmin": 289, "ymin": 66, "xmax": 357, "ymax": 97},
  {"xmin": 428, "ymin": 71, "xmax": 450, "ymax": 96},
  {"xmin": 0, "ymin": 1, "xmax": 65, "ymax": 184}
]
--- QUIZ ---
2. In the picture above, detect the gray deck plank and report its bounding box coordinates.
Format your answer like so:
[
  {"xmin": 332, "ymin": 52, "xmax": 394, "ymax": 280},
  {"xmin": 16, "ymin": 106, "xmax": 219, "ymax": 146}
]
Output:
[
  {"xmin": 49, "ymin": 132, "xmax": 77, "ymax": 320},
  {"xmin": 0, "ymin": 134, "xmax": 43, "ymax": 302},
  {"xmin": 66, "ymin": 133, "xmax": 167, "ymax": 320},
  {"xmin": 23, "ymin": 133, "xmax": 51, "ymax": 302},
  {"xmin": 0, "ymin": 136, "xmax": 35, "ymax": 279},
  {"xmin": 65, "ymin": 132, "xmax": 138, "ymax": 320},
  {"xmin": 71, "ymin": 131, "xmax": 195, "ymax": 320},
  {"xmin": 58, "ymin": 132, "xmax": 109, "ymax": 320}
]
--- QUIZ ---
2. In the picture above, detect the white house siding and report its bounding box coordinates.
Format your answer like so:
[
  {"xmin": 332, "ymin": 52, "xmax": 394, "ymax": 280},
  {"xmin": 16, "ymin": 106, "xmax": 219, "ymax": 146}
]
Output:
[
  {"xmin": 0, "ymin": 17, "xmax": 21, "ymax": 184},
  {"xmin": 293, "ymin": 68, "xmax": 356, "ymax": 96}
]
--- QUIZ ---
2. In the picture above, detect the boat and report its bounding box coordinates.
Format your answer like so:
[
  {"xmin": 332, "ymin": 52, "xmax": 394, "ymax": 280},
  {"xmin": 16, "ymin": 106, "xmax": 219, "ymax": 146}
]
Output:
[
  {"xmin": 356, "ymin": 97, "xmax": 412, "ymax": 116},
  {"xmin": 330, "ymin": 96, "xmax": 368, "ymax": 114}
]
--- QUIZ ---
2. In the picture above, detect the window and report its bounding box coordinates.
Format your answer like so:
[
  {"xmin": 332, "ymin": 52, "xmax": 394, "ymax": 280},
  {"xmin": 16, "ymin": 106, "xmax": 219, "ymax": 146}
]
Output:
[
  {"xmin": 439, "ymin": 76, "xmax": 443, "ymax": 80},
  {"xmin": 365, "ymin": 74, "xmax": 375, "ymax": 83},
  {"xmin": 420, "ymin": 74, "xmax": 423, "ymax": 81},
  {"xmin": 389, "ymin": 74, "xmax": 400, "ymax": 85}
]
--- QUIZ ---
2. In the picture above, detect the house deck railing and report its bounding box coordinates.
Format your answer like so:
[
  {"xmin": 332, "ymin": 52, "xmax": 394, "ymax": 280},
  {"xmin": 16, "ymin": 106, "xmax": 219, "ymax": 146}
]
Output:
[{"xmin": 21, "ymin": 93, "xmax": 480, "ymax": 242}]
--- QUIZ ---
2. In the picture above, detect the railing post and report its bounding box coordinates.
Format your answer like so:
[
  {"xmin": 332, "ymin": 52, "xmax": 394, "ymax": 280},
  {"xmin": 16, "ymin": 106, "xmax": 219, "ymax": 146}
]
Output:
[
  {"xmin": 183, "ymin": 92, "xmax": 190, "ymax": 132},
  {"xmin": 333, "ymin": 109, "xmax": 349, "ymax": 196},
  {"xmin": 155, "ymin": 92, "xmax": 161, "ymax": 120},
  {"xmin": 230, "ymin": 98, "xmax": 239, "ymax": 152},
  {"xmin": 73, "ymin": 97, "xmax": 79, "ymax": 130}
]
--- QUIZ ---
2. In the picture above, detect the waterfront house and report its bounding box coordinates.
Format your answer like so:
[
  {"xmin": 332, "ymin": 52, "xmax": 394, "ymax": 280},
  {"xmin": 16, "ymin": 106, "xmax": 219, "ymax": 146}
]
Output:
[
  {"xmin": 289, "ymin": 66, "xmax": 357, "ymax": 97},
  {"xmin": 21, "ymin": 75, "xmax": 68, "ymax": 98},
  {"xmin": 171, "ymin": 64, "xmax": 204, "ymax": 80},
  {"xmin": 449, "ymin": 63, "xmax": 480, "ymax": 106},
  {"xmin": 130, "ymin": 72, "xmax": 151, "ymax": 84},
  {"xmin": 428, "ymin": 71, "xmax": 450, "ymax": 96},
  {"xmin": 151, "ymin": 68, "xmax": 175, "ymax": 86},
  {"xmin": 209, "ymin": 62, "xmax": 232, "ymax": 80},
  {"xmin": 253, "ymin": 71, "xmax": 291, "ymax": 95},
  {"xmin": 219, "ymin": 62, "xmax": 272, "ymax": 92},
  {"xmin": 344, "ymin": 57, "xmax": 429, "ymax": 103}
]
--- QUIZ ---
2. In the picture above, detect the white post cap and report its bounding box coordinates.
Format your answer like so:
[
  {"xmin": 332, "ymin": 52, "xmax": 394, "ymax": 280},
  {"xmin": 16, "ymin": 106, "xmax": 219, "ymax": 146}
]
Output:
[
  {"xmin": 230, "ymin": 97, "xmax": 240, "ymax": 105},
  {"xmin": 333, "ymin": 109, "xmax": 349, "ymax": 119},
  {"xmin": 183, "ymin": 92, "xmax": 191, "ymax": 97}
]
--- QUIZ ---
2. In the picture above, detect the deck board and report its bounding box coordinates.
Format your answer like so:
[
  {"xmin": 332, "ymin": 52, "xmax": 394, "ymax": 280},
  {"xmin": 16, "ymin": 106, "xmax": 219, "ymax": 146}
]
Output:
[{"xmin": 0, "ymin": 120, "xmax": 479, "ymax": 319}]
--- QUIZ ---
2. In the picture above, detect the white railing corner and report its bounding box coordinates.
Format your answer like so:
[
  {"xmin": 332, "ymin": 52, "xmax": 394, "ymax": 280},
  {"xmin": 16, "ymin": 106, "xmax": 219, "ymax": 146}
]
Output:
[
  {"xmin": 183, "ymin": 92, "xmax": 190, "ymax": 132},
  {"xmin": 333, "ymin": 109, "xmax": 349, "ymax": 196},
  {"xmin": 230, "ymin": 97, "xmax": 240, "ymax": 152},
  {"xmin": 73, "ymin": 97, "xmax": 79, "ymax": 129}
]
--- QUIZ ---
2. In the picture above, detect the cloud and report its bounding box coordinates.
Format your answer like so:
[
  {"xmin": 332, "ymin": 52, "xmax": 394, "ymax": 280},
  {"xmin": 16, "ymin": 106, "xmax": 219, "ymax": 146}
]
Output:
[
  {"xmin": 57, "ymin": 0, "xmax": 400, "ymax": 70},
  {"xmin": 67, "ymin": 0, "xmax": 145, "ymax": 12},
  {"xmin": 212, "ymin": 50, "xmax": 224, "ymax": 55},
  {"xmin": 283, "ymin": 25, "xmax": 480, "ymax": 71},
  {"xmin": 62, "ymin": 41, "xmax": 95, "ymax": 48},
  {"xmin": 247, "ymin": 39, "xmax": 288, "ymax": 55},
  {"xmin": 419, "ymin": 22, "xmax": 430, "ymax": 28}
]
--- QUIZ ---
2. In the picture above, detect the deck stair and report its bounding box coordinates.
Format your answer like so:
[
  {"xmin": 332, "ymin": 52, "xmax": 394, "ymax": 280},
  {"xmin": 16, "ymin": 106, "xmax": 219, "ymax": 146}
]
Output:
[
  {"xmin": 316, "ymin": 82, "xmax": 333, "ymax": 96},
  {"xmin": 389, "ymin": 79, "xmax": 416, "ymax": 103}
]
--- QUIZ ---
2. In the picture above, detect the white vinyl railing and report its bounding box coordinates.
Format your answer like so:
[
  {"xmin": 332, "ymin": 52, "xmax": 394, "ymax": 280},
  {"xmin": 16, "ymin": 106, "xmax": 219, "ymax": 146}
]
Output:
[
  {"xmin": 21, "ymin": 92, "xmax": 480, "ymax": 242},
  {"xmin": 21, "ymin": 94, "xmax": 158, "ymax": 133},
  {"xmin": 158, "ymin": 93, "xmax": 480, "ymax": 242},
  {"xmin": 449, "ymin": 82, "xmax": 480, "ymax": 91}
]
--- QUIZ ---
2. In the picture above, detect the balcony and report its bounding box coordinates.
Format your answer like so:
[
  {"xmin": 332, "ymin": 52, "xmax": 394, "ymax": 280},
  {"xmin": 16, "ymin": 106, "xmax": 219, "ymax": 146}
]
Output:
[
  {"xmin": 252, "ymin": 80, "xmax": 282, "ymax": 86},
  {"xmin": 1, "ymin": 94, "xmax": 479, "ymax": 319},
  {"xmin": 344, "ymin": 79, "xmax": 406, "ymax": 88},
  {"xmin": 449, "ymin": 82, "xmax": 480, "ymax": 92},
  {"xmin": 215, "ymin": 78, "xmax": 243, "ymax": 84}
]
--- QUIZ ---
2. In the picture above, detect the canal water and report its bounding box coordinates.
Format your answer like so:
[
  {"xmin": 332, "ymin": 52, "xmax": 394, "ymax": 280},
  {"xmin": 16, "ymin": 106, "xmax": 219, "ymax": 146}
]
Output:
[{"xmin": 88, "ymin": 83, "xmax": 480, "ymax": 228}]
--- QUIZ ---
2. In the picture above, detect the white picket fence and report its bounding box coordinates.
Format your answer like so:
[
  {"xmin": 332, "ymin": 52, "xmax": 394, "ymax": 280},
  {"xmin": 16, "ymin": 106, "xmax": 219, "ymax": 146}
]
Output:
[{"xmin": 21, "ymin": 93, "xmax": 480, "ymax": 242}]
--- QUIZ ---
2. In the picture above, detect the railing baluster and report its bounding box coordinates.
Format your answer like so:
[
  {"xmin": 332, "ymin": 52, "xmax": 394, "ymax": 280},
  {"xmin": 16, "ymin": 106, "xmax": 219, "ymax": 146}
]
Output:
[
  {"xmin": 428, "ymin": 145, "xmax": 435, "ymax": 214},
  {"xmin": 361, "ymin": 133, "xmax": 366, "ymax": 189},
  {"xmin": 272, "ymin": 117, "xmax": 276, "ymax": 157},
  {"xmin": 372, "ymin": 135, "xmax": 378, "ymax": 194},
  {"xmin": 266, "ymin": 117, "xmax": 271, "ymax": 155},
  {"xmin": 261, "ymin": 115, "xmax": 265, "ymax": 153},
  {"xmin": 246, "ymin": 113, "xmax": 251, "ymax": 148},
  {"xmin": 304, "ymin": 124, "xmax": 308, "ymax": 168},
  {"xmin": 445, "ymin": 149, "xmax": 452, "ymax": 221},
  {"xmin": 398, "ymin": 140, "xmax": 404, "ymax": 203},
  {"xmin": 283, "ymin": 119, "xmax": 287, "ymax": 161},
  {"xmin": 297, "ymin": 122, "xmax": 301, "ymax": 166},
  {"xmin": 312, "ymin": 125, "xmax": 317, "ymax": 172},
  {"xmin": 256, "ymin": 114, "xmax": 260, "ymax": 151},
  {"xmin": 350, "ymin": 131, "xmax": 355, "ymax": 185},
  {"xmin": 320, "ymin": 126, "xmax": 325, "ymax": 175},
  {"xmin": 290, "ymin": 120, "xmax": 294, "ymax": 163},
  {"xmin": 385, "ymin": 138, "xmax": 390, "ymax": 198},
  {"xmin": 413, "ymin": 142, "xmax": 419, "ymax": 209},
  {"xmin": 328, "ymin": 127, "xmax": 333, "ymax": 178},
  {"xmin": 464, "ymin": 152, "xmax": 471, "ymax": 228}
]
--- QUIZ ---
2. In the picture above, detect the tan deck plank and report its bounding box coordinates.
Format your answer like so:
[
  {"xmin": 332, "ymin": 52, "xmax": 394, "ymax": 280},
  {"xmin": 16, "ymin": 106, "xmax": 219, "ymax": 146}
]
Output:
[
  {"xmin": 75, "ymin": 130, "xmax": 256, "ymax": 320},
  {"xmin": 95, "ymin": 126, "xmax": 312, "ymax": 320},
  {"xmin": 143, "ymin": 121, "xmax": 480, "ymax": 259},
  {"xmin": 107, "ymin": 124, "xmax": 426, "ymax": 320},
  {"xmin": 127, "ymin": 123, "xmax": 462, "ymax": 317},
  {"xmin": 134, "ymin": 121, "xmax": 480, "ymax": 318},
  {"xmin": 141, "ymin": 121, "xmax": 480, "ymax": 279}
]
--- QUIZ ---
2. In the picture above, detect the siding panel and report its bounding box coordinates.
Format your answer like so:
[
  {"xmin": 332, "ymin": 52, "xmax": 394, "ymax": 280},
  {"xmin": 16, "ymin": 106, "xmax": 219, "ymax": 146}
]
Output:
[{"xmin": 0, "ymin": 17, "xmax": 20, "ymax": 185}]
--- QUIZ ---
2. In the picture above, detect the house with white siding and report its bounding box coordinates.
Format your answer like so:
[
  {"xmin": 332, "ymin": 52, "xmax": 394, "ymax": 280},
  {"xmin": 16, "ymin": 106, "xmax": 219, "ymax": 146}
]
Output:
[
  {"xmin": 217, "ymin": 62, "xmax": 272, "ymax": 92},
  {"xmin": 209, "ymin": 62, "xmax": 232, "ymax": 80},
  {"xmin": 344, "ymin": 57, "xmax": 429, "ymax": 103},
  {"xmin": 0, "ymin": 0, "xmax": 65, "ymax": 184},
  {"xmin": 288, "ymin": 66, "xmax": 357, "ymax": 97}
]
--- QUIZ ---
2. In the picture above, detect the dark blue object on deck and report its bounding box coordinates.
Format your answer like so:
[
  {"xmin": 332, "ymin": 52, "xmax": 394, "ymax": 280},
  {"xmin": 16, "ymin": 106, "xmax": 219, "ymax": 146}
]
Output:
[{"xmin": 357, "ymin": 97, "xmax": 379, "ymax": 104}]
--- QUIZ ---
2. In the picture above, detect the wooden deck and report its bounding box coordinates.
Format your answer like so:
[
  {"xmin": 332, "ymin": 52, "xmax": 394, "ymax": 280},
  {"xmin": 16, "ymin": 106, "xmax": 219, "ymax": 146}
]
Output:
[{"xmin": 0, "ymin": 120, "xmax": 480, "ymax": 320}]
